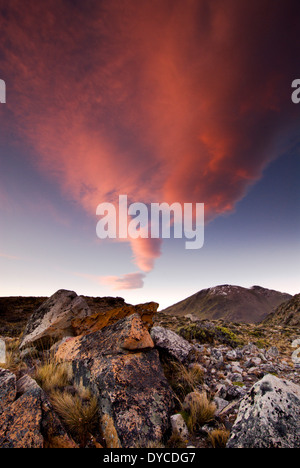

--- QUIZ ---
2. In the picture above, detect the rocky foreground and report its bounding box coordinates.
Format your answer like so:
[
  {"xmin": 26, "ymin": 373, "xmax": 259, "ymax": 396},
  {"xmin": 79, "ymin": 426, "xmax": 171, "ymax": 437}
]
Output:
[{"xmin": 0, "ymin": 289, "xmax": 299, "ymax": 448}]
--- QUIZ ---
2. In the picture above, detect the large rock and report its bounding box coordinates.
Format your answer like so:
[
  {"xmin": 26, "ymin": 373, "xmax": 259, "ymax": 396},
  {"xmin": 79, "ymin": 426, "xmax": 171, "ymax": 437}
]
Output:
[
  {"xmin": 0, "ymin": 368, "xmax": 17, "ymax": 414},
  {"xmin": 0, "ymin": 382, "xmax": 77, "ymax": 448},
  {"xmin": 19, "ymin": 289, "xmax": 92, "ymax": 349},
  {"xmin": 56, "ymin": 314, "xmax": 175, "ymax": 448},
  {"xmin": 71, "ymin": 302, "xmax": 158, "ymax": 335},
  {"xmin": 0, "ymin": 388, "xmax": 44, "ymax": 448},
  {"xmin": 56, "ymin": 313, "xmax": 155, "ymax": 360},
  {"xmin": 227, "ymin": 374, "xmax": 300, "ymax": 448},
  {"xmin": 150, "ymin": 326, "xmax": 193, "ymax": 363}
]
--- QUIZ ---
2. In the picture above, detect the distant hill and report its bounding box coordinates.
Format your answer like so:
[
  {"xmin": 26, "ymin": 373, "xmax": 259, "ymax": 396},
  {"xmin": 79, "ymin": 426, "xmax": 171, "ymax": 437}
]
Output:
[
  {"xmin": 263, "ymin": 294, "xmax": 300, "ymax": 327},
  {"xmin": 160, "ymin": 285, "xmax": 292, "ymax": 324}
]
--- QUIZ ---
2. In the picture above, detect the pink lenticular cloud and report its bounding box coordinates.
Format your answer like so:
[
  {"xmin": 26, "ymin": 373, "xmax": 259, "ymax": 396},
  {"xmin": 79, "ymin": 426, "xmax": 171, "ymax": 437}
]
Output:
[
  {"xmin": 100, "ymin": 272, "xmax": 146, "ymax": 291},
  {"xmin": 1, "ymin": 1, "xmax": 299, "ymax": 287}
]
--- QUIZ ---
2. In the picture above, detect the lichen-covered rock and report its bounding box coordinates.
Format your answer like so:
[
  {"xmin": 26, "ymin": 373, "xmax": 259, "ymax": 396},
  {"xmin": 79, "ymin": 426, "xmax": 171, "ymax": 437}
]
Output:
[
  {"xmin": 19, "ymin": 289, "xmax": 92, "ymax": 349},
  {"xmin": 0, "ymin": 389, "xmax": 44, "ymax": 448},
  {"xmin": 92, "ymin": 350, "xmax": 174, "ymax": 448},
  {"xmin": 56, "ymin": 313, "xmax": 154, "ymax": 361},
  {"xmin": 56, "ymin": 314, "xmax": 175, "ymax": 448},
  {"xmin": 227, "ymin": 374, "xmax": 300, "ymax": 448},
  {"xmin": 0, "ymin": 386, "xmax": 77, "ymax": 448},
  {"xmin": 0, "ymin": 368, "xmax": 17, "ymax": 414},
  {"xmin": 71, "ymin": 301, "xmax": 158, "ymax": 335},
  {"xmin": 150, "ymin": 326, "xmax": 193, "ymax": 363}
]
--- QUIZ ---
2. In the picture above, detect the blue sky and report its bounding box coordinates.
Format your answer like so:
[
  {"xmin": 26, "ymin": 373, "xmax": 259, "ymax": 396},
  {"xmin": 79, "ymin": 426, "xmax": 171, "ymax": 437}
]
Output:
[{"xmin": 0, "ymin": 0, "xmax": 299, "ymax": 310}]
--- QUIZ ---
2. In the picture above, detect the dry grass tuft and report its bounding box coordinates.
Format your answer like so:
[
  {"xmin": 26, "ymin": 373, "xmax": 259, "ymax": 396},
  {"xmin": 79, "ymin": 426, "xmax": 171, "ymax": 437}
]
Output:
[
  {"xmin": 161, "ymin": 357, "xmax": 203, "ymax": 400},
  {"xmin": 0, "ymin": 338, "xmax": 27, "ymax": 372},
  {"xmin": 132, "ymin": 439, "xmax": 166, "ymax": 449},
  {"xmin": 50, "ymin": 390, "xmax": 99, "ymax": 446},
  {"xmin": 208, "ymin": 427, "xmax": 230, "ymax": 448},
  {"xmin": 184, "ymin": 391, "xmax": 216, "ymax": 433},
  {"xmin": 165, "ymin": 430, "xmax": 187, "ymax": 448},
  {"xmin": 34, "ymin": 361, "xmax": 72, "ymax": 392}
]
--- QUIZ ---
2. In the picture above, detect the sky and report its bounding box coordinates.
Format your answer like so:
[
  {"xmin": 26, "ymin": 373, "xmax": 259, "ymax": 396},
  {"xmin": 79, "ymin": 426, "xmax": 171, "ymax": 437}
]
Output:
[{"xmin": 0, "ymin": 0, "xmax": 299, "ymax": 309}]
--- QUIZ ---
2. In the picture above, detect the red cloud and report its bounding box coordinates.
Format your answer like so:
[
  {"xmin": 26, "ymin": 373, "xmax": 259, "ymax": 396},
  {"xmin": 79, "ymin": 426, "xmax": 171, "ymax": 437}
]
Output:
[{"xmin": 1, "ymin": 0, "xmax": 299, "ymax": 284}]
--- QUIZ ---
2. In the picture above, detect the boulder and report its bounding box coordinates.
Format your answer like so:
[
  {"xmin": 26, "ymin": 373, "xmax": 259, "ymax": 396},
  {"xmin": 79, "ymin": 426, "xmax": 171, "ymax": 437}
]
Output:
[
  {"xmin": 0, "ymin": 385, "xmax": 77, "ymax": 448},
  {"xmin": 56, "ymin": 313, "xmax": 154, "ymax": 361},
  {"xmin": 0, "ymin": 368, "xmax": 17, "ymax": 414},
  {"xmin": 55, "ymin": 314, "xmax": 175, "ymax": 448},
  {"xmin": 71, "ymin": 301, "xmax": 158, "ymax": 335},
  {"xmin": 0, "ymin": 388, "xmax": 44, "ymax": 448},
  {"xmin": 227, "ymin": 374, "xmax": 300, "ymax": 448},
  {"xmin": 150, "ymin": 326, "xmax": 193, "ymax": 363},
  {"xmin": 19, "ymin": 289, "xmax": 92, "ymax": 349}
]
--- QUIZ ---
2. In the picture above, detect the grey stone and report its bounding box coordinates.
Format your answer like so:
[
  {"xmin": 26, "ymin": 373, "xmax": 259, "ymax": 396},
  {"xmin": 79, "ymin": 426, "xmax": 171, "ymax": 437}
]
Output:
[
  {"xmin": 226, "ymin": 350, "xmax": 237, "ymax": 361},
  {"xmin": 265, "ymin": 346, "xmax": 279, "ymax": 359},
  {"xmin": 227, "ymin": 374, "xmax": 300, "ymax": 448},
  {"xmin": 211, "ymin": 348, "xmax": 223, "ymax": 363},
  {"xmin": 20, "ymin": 289, "xmax": 92, "ymax": 349},
  {"xmin": 16, "ymin": 375, "xmax": 41, "ymax": 395},
  {"xmin": 214, "ymin": 397, "xmax": 229, "ymax": 416},
  {"xmin": 170, "ymin": 414, "xmax": 189, "ymax": 439},
  {"xmin": 150, "ymin": 326, "xmax": 193, "ymax": 363},
  {"xmin": 0, "ymin": 368, "xmax": 16, "ymax": 414}
]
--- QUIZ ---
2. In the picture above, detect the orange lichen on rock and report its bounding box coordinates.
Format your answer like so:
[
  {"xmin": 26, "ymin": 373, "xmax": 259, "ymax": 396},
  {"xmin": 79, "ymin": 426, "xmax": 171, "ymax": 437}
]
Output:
[
  {"xmin": 56, "ymin": 314, "xmax": 154, "ymax": 363},
  {"xmin": 71, "ymin": 302, "xmax": 158, "ymax": 336}
]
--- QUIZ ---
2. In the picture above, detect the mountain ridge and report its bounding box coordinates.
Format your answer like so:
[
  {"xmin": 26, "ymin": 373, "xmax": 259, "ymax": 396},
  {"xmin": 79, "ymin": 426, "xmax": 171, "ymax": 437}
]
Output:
[
  {"xmin": 263, "ymin": 293, "xmax": 300, "ymax": 327},
  {"xmin": 160, "ymin": 284, "xmax": 293, "ymax": 324}
]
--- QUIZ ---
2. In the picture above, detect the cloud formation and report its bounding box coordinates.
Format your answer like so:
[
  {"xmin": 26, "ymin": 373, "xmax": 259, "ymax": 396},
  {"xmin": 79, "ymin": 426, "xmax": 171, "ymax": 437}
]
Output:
[
  {"xmin": 100, "ymin": 272, "xmax": 146, "ymax": 291},
  {"xmin": 0, "ymin": 0, "xmax": 299, "ymax": 285}
]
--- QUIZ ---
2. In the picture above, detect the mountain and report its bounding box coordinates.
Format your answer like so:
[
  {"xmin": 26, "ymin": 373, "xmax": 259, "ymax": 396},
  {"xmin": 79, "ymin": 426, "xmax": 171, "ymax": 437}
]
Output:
[
  {"xmin": 263, "ymin": 294, "xmax": 300, "ymax": 327},
  {"xmin": 160, "ymin": 285, "xmax": 292, "ymax": 323}
]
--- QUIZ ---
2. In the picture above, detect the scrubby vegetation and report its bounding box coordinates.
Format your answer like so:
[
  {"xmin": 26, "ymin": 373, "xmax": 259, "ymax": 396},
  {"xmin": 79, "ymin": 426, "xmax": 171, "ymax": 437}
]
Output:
[
  {"xmin": 183, "ymin": 392, "xmax": 216, "ymax": 433},
  {"xmin": 49, "ymin": 390, "xmax": 99, "ymax": 447},
  {"xmin": 160, "ymin": 355, "xmax": 203, "ymax": 401}
]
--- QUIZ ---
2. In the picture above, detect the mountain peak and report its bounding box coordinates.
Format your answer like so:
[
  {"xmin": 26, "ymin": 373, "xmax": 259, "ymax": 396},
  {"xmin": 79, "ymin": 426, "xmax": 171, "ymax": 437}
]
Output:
[{"xmin": 161, "ymin": 285, "xmax": 293, "ymax": 324}]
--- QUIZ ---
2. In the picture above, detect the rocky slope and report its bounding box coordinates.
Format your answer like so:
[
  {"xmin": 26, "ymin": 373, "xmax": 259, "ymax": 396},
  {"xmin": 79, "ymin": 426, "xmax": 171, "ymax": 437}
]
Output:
[
  {"xmin": 0, "ymin": 289, "xmax": 299, "ymax": 449},
  {"xmin": 263, "ymin": 294, "xmax": 300, "ymax": 327},
  {"xmin": 161, "ymin": 285, "xmax": 292, "ymax": 323}
]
